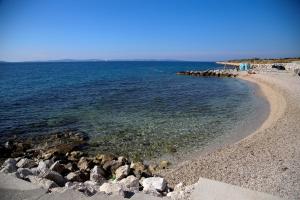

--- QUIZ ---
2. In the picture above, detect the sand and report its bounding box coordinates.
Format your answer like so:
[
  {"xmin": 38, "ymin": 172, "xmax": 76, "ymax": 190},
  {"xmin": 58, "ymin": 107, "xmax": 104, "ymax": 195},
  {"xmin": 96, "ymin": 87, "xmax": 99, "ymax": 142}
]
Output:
[{"xmin": 160, "ymin": 72, "xmax": 300, "ymax": 199}]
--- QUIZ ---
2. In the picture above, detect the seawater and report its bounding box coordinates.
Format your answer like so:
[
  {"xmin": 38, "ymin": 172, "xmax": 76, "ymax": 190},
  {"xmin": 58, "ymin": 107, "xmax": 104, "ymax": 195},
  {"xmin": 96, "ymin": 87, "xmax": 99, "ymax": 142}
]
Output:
[{"xmin": 0, "ymin": 61, "xmax": 267, "ymax": 160}]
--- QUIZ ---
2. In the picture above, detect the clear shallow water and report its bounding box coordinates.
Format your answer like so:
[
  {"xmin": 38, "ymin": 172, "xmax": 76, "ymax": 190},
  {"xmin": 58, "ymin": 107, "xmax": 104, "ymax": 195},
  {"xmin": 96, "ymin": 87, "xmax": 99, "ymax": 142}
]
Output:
[{"xmin": 0, "ymin": 61, "xmax": 266, "ymax": 160}]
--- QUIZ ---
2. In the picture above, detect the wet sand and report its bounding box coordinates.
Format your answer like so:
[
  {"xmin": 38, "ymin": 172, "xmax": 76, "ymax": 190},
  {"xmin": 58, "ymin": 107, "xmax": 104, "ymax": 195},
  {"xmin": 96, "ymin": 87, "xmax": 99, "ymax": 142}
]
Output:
[{"xmin": 160, "ymin": 72, "xmax": 300, "ymax": 199}]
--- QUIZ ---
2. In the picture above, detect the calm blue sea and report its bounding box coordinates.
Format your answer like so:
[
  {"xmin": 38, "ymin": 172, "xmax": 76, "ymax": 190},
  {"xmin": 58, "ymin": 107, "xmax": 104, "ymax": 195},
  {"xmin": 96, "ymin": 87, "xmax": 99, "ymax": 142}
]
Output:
[{"xmin": 0, "ymin": 61, "xmax": 267, "ymax": 159}]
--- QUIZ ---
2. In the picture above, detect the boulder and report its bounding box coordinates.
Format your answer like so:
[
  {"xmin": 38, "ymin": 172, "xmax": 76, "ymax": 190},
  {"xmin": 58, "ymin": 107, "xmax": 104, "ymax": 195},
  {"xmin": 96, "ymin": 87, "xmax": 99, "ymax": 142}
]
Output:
[
  {"xmin": 103, "ymin": 160, "xmax": 122, "ymax": 174},
  {"xmin": 66, "ymin": 171, "xmax": 88, "ymax": 182},
  {"xmin": 95, "ymin": 153, "xmax": 116, "ymax": 165},
  {"xmin": 118, "ymin": 175, "xmax": 139, "ymax": 192},
  {"xmin": 77, "ymin": 157, "xmax": 92, "ymax": 171},
  {"xmin": 142, "ymin": 177, "xmax": 167, "ymax": 192},
  {"xmin": 99, "ymin": 182, "xmax": 124, "ymax": 196},
  {"xmin": 37, "ymin": 160, "xmax": 53, "ymax": 172},
  {"xmin": 130, "ymin": 162, "xmax": 151, "ymax": 178},
  {"xmin": 28, "ymin": 175, "xmax": 59, "ymax": 190},
  {"xmin": 64, "ymin": 162, "xmax": 77, "ymax": 171},
  {"xmin": 50, "ymin": 161, "xmax": 67, "ymax": 174},
  {"xmin": 90, "ymin": 165, "xmax": 106, "ymax": 184},
  {"xmin": 16, "ymin": 158, "xmax": 37, "ymax": 168},
  {"xmin": 39, "ymin": 169, "xmax": 66, "ymax": 186},
  {"xmin": 67, "ymin": 151, "xmax": 83, "ymax": 161},
  {"xmin": 17, "ymin": 168, "xmax": 33, "ymax": 178},
  {"xmin": 30, "ymin": 167, "xmax": 40, "ymax": 176},
  {"xmin": 115, "ymin": 165, "xmax": 129, "ymax": 180},
  {"xmin": 0, "ymin": 158, "xmax": 17, "ymax": 173}
]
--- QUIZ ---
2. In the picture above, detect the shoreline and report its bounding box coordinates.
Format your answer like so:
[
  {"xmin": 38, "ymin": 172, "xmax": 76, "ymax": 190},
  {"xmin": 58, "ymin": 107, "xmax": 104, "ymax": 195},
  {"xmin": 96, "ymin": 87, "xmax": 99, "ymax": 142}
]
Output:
[{"xmin": 160, "ymin": 72, "xmax": 300, "ymax": 199}]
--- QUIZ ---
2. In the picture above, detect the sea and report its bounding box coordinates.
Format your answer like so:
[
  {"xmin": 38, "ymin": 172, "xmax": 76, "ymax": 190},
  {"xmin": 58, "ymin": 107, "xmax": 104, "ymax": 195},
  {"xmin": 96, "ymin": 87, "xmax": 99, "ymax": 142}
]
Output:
[{"xmin": 0, "ymin": 61, "xmax": 268, "ymax": 160}]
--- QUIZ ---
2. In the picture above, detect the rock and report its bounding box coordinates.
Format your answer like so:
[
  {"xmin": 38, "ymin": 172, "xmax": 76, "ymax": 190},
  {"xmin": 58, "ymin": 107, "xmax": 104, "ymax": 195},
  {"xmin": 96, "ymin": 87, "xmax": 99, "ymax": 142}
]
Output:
[
  {"xmin": 90, "ymin": 165, "xmax": 106, "ymax": 184},
  {"xmin": 39, "ymin": 169, "xmax": 66, "ymax": 186},
  {"xmin": 16, "ymin": 158, "xmax": 37, "ymax": 168},
  {"xmin": 0, "ymin": 158, "xmax": 17, "ymax": 173},
  {"xmin": 148, "ymin": 164, "xmax": 158, "ymax": 174},
  {"xmin": 30, "ymin": 167, "xmax": 40, "ymax": 176},
  {"xmin": 159, "ymin": 160, "xmax": 170, "ymax": 169},
  {"xmin": 77, "ymin": 157, "xmax": 92, "ymax": 171},
  {"xmin": 117, "ymin": 156, "xmax": 127, "ymax": 164},
  {"xmin": 37, "ymin": 160, "xmax": 53, "ymax": 172},
  {"xmin": 99, "ymin": 182, "xmax": 124, "ymax": 196},
  {"xmin": 65, "ymin": 181, "xmax": 97, "ymax": 196},
  {"xmin": 67, "ymin": 151, "xmax": 83, "ymax": 161},
  {"xmin": 28, "ymin": 175, "xmax": 59, "ymax": 190},
  {"xmin": 130, "ymin": 162, "xmax": 151, "ymax": 178},
  {"xmin": 103, "ymin": 160, "xmax": 122, "ymax": 174},
  {"xmin": 64, "ymin": 162, "xmax": 77, "ymax": 171},
  {"xmin": 66, "ymin": 171, "xmax": 88, "ymax": 182},
  {"xmin": 50, "ymin": 161, "xmax": 67, "ymax": 174},
  {"xmin": 95, "ymin": 153, "xmax": 116, "ymax": 165},
  {"xmin": 142, "ymin": 177, "xmax": 167, "ymax": 192},
  {"xmin": 17, "ymin": 168, "xmax": 33, "ymax": 178},
  {"xmin": 115, "ymin": 165, "xmax": 130, "ymax": 180},
  {"xmin": 4, "ymin": 141, "xmax": 13, "ymax": 149},
  {"xmin": 118, "ymin": 175, "xmax": 139, "ymax": 192}
]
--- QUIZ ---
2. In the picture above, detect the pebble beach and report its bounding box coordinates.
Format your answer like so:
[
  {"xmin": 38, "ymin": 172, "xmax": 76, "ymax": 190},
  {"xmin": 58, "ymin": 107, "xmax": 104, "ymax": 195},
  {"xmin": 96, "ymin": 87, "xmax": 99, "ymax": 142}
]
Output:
[{"xmin": 160, "ymin": 71, "xmax": 300, "ymax": 199}]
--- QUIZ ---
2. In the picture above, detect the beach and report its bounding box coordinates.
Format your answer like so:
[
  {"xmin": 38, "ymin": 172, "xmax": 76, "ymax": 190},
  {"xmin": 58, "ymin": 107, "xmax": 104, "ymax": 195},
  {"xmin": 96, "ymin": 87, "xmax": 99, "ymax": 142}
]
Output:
[{"xmin": 160, "ymin": 71, "xmax": 300, "ymax": 199}]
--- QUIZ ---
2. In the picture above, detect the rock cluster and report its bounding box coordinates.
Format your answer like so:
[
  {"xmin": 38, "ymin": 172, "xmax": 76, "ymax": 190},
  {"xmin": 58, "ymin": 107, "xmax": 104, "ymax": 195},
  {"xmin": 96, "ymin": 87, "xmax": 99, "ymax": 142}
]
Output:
[
  {"xmin": 0, "ymin": 150, "xmax": 172, "ymax": 198},
  {"xmin": 176, "ymin": 70, "xmax": 238, "ymax": 78}
]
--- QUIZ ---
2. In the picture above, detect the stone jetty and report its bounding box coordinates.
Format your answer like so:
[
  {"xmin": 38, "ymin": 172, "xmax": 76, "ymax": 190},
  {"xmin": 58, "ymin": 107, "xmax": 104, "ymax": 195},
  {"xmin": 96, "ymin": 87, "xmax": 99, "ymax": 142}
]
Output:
[{"xmin": 176, "ymin": 70, "xmax": 238, "ymax": 78}]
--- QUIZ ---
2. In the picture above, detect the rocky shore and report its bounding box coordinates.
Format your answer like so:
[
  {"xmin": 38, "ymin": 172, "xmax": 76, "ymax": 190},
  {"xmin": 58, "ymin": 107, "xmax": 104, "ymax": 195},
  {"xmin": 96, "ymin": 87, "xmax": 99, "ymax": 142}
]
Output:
[{"xmin": 0, "ymin": 131, "xmax": 189, "ymax": 199}]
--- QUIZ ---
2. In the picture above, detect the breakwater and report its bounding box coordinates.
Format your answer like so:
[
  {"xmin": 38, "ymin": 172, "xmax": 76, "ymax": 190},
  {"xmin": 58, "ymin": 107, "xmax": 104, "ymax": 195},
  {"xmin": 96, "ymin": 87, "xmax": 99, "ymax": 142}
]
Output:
[{"xmin": 176, "ymin": 70, "xmax": 238, "ymax": 78}]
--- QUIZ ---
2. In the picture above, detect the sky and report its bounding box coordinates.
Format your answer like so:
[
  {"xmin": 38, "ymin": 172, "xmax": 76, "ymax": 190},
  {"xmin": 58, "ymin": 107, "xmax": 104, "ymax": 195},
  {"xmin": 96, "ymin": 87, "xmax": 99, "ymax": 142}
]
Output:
[{"xmin": 0, "ymin": 0, "xmax": 299, "ymax": 62}]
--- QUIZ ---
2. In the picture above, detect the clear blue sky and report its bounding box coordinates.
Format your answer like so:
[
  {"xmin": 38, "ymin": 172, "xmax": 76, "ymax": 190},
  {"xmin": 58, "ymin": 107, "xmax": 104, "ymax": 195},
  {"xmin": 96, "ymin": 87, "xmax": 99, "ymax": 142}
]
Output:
[{"xmin": 0, "ymin": 0, "xmax": 299, "ymax": 61}]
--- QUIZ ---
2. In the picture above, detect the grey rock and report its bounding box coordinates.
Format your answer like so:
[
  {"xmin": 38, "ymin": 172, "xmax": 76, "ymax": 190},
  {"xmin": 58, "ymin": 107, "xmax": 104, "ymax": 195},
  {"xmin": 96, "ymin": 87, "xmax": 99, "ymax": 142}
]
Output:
[
  {"xmin": 39, "ymin": 169, "xmax": 66, "ymax": 186},
  {"xmin": 16, "ymin": 158, "xmax": 37, "ymax": 168},
  {"xmin": 30, "ymin": 167, "xmax": 40, "ymax": 176},
  {"xmin": 118, "ymin": 175, "xmax": 139, "ymax": 192},
  {"xmin": 115, "ymin": 165, "xmax": 130, "ymax": 180},
  {"xmin": 28, "ymin": 175, "xmax": 59, "ymax": 190},
  {"xmin": 99, "ymin": 182, "xmax": 124, "ymax": 196},
  {"xmin": 90, "ymin": 166, "xmax": 106, "ymax": 184},
  {"xmin": 66, "ymin": 171, "xmax": 87, "ymax": 182},
  {"xmin": 0, "ymin": 158, "xmax": 17, "ymax": 173},
  {"xmin": 17, "ymin": 168, "xmax": 33, "ymax": 178}
]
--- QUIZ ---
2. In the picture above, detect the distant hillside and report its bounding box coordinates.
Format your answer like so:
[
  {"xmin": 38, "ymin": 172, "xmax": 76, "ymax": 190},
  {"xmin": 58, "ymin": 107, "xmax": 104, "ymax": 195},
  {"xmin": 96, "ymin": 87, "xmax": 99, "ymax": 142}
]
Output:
[{"xmin": 226, "ymin": 57, "xmax": 300, "ymax": 64}]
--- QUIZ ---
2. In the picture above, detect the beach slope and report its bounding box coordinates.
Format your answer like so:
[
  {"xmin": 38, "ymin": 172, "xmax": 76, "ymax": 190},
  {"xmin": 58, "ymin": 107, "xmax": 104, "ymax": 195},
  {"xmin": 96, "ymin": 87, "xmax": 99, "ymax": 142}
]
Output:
[{"xmin": 161, "ymin": 72, "xmax": 300, "ymax": 199}]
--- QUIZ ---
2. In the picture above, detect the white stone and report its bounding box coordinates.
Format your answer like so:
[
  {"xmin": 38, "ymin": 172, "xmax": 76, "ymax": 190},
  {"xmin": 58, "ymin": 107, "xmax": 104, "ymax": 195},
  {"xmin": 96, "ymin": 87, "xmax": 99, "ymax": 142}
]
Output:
[
  {"xmin": 115, "ymin": 165, "xmax": 130, "ymax": 180},
  {"xmin": 99, "ymin": 182, "xmax": 124, "ymax": 196},
  {"xmin": 142, "ymin": 177, "xmax": 167, "ymax": 192}
]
